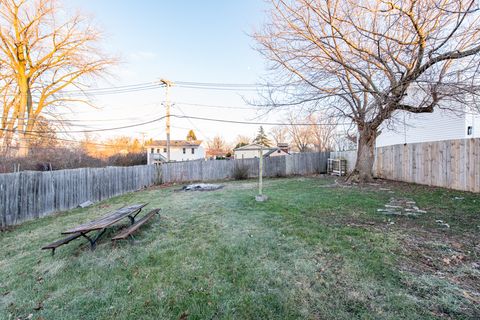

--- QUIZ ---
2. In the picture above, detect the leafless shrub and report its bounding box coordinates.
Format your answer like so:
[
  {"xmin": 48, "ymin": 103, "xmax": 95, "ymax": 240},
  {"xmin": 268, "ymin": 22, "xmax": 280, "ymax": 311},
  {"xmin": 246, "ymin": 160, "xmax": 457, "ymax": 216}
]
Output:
[{"xmin": 233, "ymin": 164, "xmax": 249, "ymax": 180}]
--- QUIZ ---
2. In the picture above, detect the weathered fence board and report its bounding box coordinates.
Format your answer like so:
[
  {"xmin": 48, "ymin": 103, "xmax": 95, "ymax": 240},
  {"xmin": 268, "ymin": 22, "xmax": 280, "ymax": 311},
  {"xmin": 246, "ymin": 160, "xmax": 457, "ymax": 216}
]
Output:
[
  {"xmin": 331, "ymin": 138, "xmax": 480, "ymax": 193},
  {"xmin": 159, "ymin": 152, "xmax": 330, "ymax": 184},
  {"xmin": 0, "ymin": 153, "xmax": 329, "ymax": 228},
  {"xmin": 0, "ymin": 165, "xmax": 160, "ymax": 228},
  {"xmin": 330, "ymin": 151, "xmax": 357, "ymax": 173}
]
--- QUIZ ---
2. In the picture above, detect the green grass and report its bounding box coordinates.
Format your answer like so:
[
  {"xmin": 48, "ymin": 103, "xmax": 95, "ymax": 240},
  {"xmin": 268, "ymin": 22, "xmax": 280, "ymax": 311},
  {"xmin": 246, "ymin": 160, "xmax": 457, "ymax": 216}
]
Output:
[{"xmin": 1, "ymin": 177, "xmax": 479, "ymax": 319}]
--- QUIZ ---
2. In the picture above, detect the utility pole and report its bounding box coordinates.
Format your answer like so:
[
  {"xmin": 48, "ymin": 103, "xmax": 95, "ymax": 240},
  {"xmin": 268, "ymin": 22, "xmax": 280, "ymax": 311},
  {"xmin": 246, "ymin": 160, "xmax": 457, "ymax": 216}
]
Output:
[{"xmin": 160, "ymin": 79, "xmax": 174, "ymax": 162}]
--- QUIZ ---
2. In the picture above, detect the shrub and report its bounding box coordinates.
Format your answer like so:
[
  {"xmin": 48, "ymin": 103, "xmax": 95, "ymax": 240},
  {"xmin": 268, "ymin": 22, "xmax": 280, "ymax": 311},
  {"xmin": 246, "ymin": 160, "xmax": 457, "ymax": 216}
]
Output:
[
  {"xmin": 107, "ymin": 152, "xmax": 147, "ymax": 166},
  {"xmin": 233, "ymin": 164, "xmax": 249, "ymax": 180}
]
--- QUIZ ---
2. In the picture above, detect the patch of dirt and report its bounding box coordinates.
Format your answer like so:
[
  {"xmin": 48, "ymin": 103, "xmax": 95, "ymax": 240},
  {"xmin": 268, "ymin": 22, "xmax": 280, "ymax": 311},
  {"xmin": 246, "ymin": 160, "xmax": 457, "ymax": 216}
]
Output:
[
  {"xmin": 147, "ymin": 182, "xmax": 177, "ymax": 190},
  {"xmin": 0, "ymin": 226, "xmax": 16, "ymax": 233},
  {"xmin": 332, "ymin": 177, "xmax": 465, "ymax": 195},
  {"xmin": 174, "ymin": 183, "xmax": 224, "ymax": 192},
  {"xmin": 395, "ymin": 226, "xmax": 480, "ymax": 305}
]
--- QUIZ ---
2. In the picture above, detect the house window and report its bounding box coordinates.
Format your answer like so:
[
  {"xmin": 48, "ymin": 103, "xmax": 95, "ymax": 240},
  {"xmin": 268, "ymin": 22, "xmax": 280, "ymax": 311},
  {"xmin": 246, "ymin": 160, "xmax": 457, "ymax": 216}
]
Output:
[
  {"xmin": 163, "ymin": 148, "xmax": 167, "ymax": 153},
  {"xmin": 467, "ymin": 126, "xmax": 473, "ymax": 136},
  {"xmin": 183, "ymin": 148, "xmax": 186, "ymax": 154},
  {"xmin": 191, "ymin": 148, "xmax": 195, "ymax": 154},
  {"xmin": 150, "ymin": 148, "xmax": 154, "ymax": 153},
  {"xmin": 277, "ymin": 150, "xmax": 281, "ymax": 153},
  {"xmin": 157, "ymin": 149, "xmax": 160, "ymax": 153}
]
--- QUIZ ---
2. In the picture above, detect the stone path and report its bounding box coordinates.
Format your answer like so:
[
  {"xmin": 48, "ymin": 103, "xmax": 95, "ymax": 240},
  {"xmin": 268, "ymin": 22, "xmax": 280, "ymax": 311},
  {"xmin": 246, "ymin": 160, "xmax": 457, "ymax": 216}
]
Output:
[{"xmin": 377, "ymin": 198, "xmax": 427, "ymax": 217}]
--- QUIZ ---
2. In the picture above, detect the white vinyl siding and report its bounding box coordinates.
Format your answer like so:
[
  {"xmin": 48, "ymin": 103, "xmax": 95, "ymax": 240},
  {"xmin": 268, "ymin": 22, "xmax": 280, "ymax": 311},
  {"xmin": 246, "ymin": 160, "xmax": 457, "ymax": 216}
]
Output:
[
  {"xmin": 376, "ymin": 108, "xmax": 470, "ymax": 148},
  {"xmin": 147, "ymin": 145, "xmax": 206, "ymax": 163}
]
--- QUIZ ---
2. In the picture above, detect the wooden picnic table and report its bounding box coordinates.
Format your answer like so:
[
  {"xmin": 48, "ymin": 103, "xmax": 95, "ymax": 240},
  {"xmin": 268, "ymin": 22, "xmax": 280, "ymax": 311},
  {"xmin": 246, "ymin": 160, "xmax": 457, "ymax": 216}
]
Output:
[{"xmin": 61, "ymin": 203, "xmax": 148, "ymax": 250}]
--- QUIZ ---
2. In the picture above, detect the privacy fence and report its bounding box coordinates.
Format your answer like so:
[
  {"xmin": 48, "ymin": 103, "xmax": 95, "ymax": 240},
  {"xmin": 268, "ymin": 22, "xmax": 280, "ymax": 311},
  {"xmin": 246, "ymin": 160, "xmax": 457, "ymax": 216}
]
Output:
[
  {"xmin": 331, "ymin": 138, "xmax": 480, "ymax": 193},
  {"xmin": 160, "ymin": 152, "xmax": 329, "ymax": 183},
  {"xmin": 0, "ymin": 165, "xmax": 161, "ymax": 228},
  {"xmin": 3, "ymin": 140, "xmax": 477, "ymax": 228},
  {"xmin": 1, "ymin": 153, "xmax": 329, "ymax": 227}
]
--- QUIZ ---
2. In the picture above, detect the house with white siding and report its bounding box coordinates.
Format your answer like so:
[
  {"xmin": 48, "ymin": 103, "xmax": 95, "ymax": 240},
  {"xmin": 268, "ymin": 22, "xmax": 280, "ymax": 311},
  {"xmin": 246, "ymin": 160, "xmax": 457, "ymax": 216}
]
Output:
[
  {"xmin": 146, "ymin": 140, "xmax": 205, "ymax": 164},
  {"xmin": 376, "ymin": 107, "xmax": 480, "ymax": 148}
]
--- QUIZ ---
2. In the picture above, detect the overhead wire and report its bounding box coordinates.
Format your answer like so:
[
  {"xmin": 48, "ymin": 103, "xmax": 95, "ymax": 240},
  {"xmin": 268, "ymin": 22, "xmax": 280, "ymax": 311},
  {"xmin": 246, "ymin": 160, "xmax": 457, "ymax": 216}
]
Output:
[
  {"xmin": 6, "ymin": 110, "xmax": 163, "ymax": 123},
  {"xmin": 1, "ymin": 113, "xmax": 347, "ymax": 136},
  {"xmin": 171, "ymin": 101, "xmax": 258, "ymax": 110},
  {"xmin": 175, "ymin": 105, "xmax": 211, "ymax": 141},
  {"xmin": 0, "ymin": 115, "xmax": 167, "ymax": 133},
  {"xmin": 169, "ymin": 114, "xmax": 347, "ymax": 126},
  {"xmin": 7, "ymin": 131, "xmax": 127, "ymax": 148},
  {"xmin": 174, "ymin": 85, "xmax": 259, "ymax": 92}
]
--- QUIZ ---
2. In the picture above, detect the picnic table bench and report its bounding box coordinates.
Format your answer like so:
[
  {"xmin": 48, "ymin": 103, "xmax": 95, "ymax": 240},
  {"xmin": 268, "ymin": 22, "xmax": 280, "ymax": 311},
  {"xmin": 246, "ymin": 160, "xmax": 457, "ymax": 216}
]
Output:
[
  {"xmin": 41, "ymin": 233, "xmax": 83, "ymax": 254},
  {"xmin": 42, "ymin": 203, "xmax": 150, "ymax": 255},
  {"xmin": 111, "ymin": 208, "xmax": 160, "ymax": 241}
]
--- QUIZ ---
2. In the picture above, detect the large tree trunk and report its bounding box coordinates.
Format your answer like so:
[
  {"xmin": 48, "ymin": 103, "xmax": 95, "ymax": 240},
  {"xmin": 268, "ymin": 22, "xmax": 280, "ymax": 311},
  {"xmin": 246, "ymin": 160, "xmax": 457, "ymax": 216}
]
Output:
[
  {"xmin": 348, "ymin": 127, "xmax": 377, "ymax": 183},
  {"xmin": 16, "ymin": 80, "xmax": 30, "ymax": 157}
]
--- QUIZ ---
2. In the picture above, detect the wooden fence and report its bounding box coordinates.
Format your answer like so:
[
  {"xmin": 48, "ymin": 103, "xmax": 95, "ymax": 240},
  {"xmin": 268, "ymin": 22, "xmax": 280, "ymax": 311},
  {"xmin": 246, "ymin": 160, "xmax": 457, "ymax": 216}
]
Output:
[
  {"xmin": 330, "ymin": 150, "xmax": 357, "ymax": 173},
  {"xmin": 0, "ymin": 165, "xmax": 160, "ymax": 227},
  {"xmin": 3, "ymin": 141, "xmax": 476, "ymax": 228},
  {"xmin": 0, "ymin": 153, "xmax": 328, "ymax": 227},
  {"xmin": 159, "ymin": 152, "xmax": 330, "ymax": 183},
  {"xmin": 330, "ymin": 138, "xmax": 480, "ymax": 192}
]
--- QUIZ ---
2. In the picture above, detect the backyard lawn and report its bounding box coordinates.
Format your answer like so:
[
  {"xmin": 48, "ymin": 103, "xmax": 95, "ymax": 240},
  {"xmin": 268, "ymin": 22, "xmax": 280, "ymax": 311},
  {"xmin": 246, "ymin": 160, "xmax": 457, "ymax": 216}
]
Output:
[{"xmin": 1, "ymin": 176, "xmax": 479, "ymax": 319}]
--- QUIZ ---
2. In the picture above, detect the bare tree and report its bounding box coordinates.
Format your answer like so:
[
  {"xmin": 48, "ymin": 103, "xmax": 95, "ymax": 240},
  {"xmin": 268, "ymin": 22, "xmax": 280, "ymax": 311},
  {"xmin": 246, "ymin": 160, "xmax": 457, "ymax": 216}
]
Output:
[
  {"xmin": 286, "ymin": 113, "xmax": 311, "ymax": 152},
  {"xmin": 206, "ymin": 135, "xmax": 229, "ymax": 158},
  {"xmin": 308, "ymin": 114, "xmax": 336, "ymax": 152},
  {"xmin": 233, "ymin": 134, "xmax": 251, "ymax": 148},
  {"xmin": 0, "ymin": 0, "xmax": 115, "ymax": 155},
  {"xmin": 269, "ymin": 126, "xmax": 289, "ymax": 146},
  {"xmin": 25, "ymin": 116, "xmax": 57, "ymax": 150},
  {"xmin": 256, "ymin": 0, "xmax": 480, "ymax": 181}
]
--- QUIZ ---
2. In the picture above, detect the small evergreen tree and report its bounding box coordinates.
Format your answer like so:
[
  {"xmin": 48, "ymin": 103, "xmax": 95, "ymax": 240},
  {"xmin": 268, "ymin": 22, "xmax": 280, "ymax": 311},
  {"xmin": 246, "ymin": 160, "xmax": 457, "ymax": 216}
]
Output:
[
  {"xmin": 234, "ymin": 142, "xmax": 249, "ymax": 149},
  {"xmin": 253, "ymin": 126, "xmax": 271, "ymax": 147},
  {"xmin": 186, "ymin": 130, "xmax": 197, "ymax": 141}
]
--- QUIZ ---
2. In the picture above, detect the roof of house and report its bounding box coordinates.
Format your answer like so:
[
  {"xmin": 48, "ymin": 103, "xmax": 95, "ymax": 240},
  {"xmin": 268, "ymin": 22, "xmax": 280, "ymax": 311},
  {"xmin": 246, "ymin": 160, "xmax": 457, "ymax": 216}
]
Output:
[
  {"xmin": 147, "ymin": 140, "xmax": 202, "ymax": 147},
  {"xmin": 263, "ymin": 148, "xmax": 290, "ymax": 157},
  {"xmin": 233, "ymin": 143, "xmax": 275, "ymax": 151}
]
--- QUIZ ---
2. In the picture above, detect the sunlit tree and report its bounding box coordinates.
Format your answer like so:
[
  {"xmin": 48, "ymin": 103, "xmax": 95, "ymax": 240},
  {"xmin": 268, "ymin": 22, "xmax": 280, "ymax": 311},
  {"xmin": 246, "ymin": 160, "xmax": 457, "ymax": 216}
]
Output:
[
  {"xmin": 186, "ymin": 129, "xmax": 197, "ymax": 141},
  {"xmin": 0, "ymin": 0, "xmax": 115, "ymax": 155}
]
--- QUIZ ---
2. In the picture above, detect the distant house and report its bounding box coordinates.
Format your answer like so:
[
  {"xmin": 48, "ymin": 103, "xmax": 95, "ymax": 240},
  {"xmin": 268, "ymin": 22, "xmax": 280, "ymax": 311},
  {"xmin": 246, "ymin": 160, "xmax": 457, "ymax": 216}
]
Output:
[
  {"xmin": 276, "ymin": 143, "xmax": 290, "ymax": 153},
  {"xmin": 376, "ymin": 107, "xmax": 480, "ymax": 148},
  {"xmin": 233, "ymin": 143, "xmax": 290, "ymax": 159},
  {"xmin": 146, "ymin": 140, "xmax": 205, "ymax": 164}
]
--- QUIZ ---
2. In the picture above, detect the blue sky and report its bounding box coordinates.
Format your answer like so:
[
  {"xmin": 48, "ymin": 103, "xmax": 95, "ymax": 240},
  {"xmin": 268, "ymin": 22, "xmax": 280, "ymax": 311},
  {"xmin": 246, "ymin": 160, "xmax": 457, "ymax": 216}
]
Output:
[{"xmin": 65, "ymin": 0, "xmax": 278, "ymax": 143}]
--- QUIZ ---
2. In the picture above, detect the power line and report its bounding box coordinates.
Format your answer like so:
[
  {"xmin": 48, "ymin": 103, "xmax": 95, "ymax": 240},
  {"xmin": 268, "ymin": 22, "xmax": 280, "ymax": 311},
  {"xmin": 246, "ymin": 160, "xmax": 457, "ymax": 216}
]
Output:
[
  {"xmin": 174, "ymin": 84, "xmax": 259, "ymax": 92},
  {"xmin": 0, "ymin": 83, "xmax": 166, "ymax": 98},
  {"xmin": 170, "ymin": 114, "xmax": 347, "ymax": 126},
  {"xmin": 1, "ymin": 115, "xmax": 167, "ymax": 134},
  {"xmin": 172, "ymin": 101, "xmax": 258, "ymax": 110},
  {"xmin": 64, "ymin": 84, "xmax": 165, "ymax": 96},
  {"xmin": 0, "ymin": 79, "xmax": 271, "ymax": 98},
  {"xmin": 5, "ymin": 111, "xmax": 164, "ymax": 123},
  {"xmin": 62, "ymin": 81, "xmax": 159, "ymax": 93},
  {"xmin": 6, "ymin": 131, "xmax": 125, "ymax": 148},
  {"xmin": 176, "ymin": 105, "xmax": 211, "ymax": 141},
  {"xmin": 1, "ymin": 113, "xmax": 346, "ymax": 135},
  {"xmin": 174, "ymin": 81, "xmax": 265, "ymax": 87}
]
